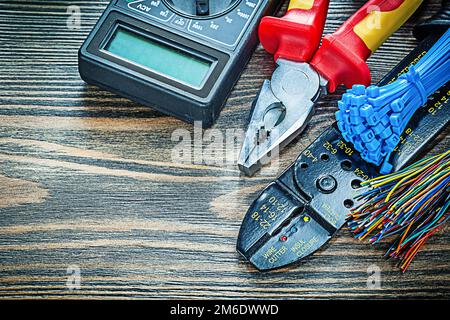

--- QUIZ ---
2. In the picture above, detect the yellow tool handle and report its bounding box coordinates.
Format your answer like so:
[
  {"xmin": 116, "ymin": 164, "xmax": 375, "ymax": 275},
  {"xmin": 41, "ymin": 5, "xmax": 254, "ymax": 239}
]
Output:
[
  {"xmin": 353, "ymin": 0, "xmax": 423, "ymax": 53},
  {"xmin": 310, "ymin": 0, "xmax": 423, "ymax": 92},
  {"xmin": 288, "ymin": 0, "xmax": 315, "ymax": 11}
]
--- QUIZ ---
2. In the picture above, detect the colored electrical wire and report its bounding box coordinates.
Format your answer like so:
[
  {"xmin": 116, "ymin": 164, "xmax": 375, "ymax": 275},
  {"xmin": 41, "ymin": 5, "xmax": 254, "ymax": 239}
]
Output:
[
  {"xmin": 348, "ymin": 150, "xmax": 450, "ymax": 272},
  {"xmin": 336, "ymin": 28, "xmax": 450, "ymax": 174}
]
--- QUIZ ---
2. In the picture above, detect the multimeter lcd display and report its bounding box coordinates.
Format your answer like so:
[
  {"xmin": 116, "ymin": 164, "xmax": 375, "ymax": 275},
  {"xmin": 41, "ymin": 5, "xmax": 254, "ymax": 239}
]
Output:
[{"xmin": 105, "ymin": 27, "xmax": 213, "ymax": 88}]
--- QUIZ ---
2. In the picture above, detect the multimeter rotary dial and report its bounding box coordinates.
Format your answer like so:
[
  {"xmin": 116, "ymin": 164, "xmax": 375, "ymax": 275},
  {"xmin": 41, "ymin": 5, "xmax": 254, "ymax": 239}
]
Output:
[{"xmin": 162, "ymin": 0, "xmax": 241, "ymax": 18}]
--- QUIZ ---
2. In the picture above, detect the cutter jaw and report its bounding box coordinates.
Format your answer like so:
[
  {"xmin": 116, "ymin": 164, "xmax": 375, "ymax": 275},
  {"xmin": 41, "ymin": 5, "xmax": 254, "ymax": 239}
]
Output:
[
  {"xmin": 236, "ymin": 182, "xmax": 334, "ymax": 271},
  {"xmin": 238, "ymin": 60, "xmax": 328, "ymax": 176}
]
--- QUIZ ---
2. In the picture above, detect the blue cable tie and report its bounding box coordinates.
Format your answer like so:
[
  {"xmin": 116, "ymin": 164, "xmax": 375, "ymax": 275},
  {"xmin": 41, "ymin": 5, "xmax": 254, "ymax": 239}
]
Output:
[
  {"xmin": 343, "ymin": 114, "xmax": 351, "ymax": 126},
  {"xmin": 390, "ymin": 98, "xmax": 405, "ymax": 112},
  {"xmin": 361, "ymin": 129, "xmax": 375, "ymax": 143},
  {"xmin": 337, "ymin": 120, "xmax": 344, "ymax": 132},
  {"xmin": 335, "ymin": 29, "xmax": 450, "ymax": 171},
  {"xmin": 351, "ymin": 95, "xmax": 367, "ymax": 107},
  {"xmin": 385, "ymin": 134, "xmax": 400, "ymax": 149},
  {"xmin": 372, "ymin": 122, "xmax": 386, "ymax": 135},
  {"xmin": 379, "ymin": 126, "xmax": 392, "ymax": 140},
  {"xmin": 360, "ymin": 104, "xmax": 374, "ymax": 118},
  {"xmin": 353, "ymin": 124, "xmax": 366, "ymax": 135},
  {"xmin": 402, "ymin": 65, "xmax": 427, "ymax": 105},
  {"xmin": 341, "ymin": 93, "xmax": 352, "ymax": 105},
  {"xmin": 351, "ymin": 84, "xmax": 366, "ymax": 96},
  {"xmin": 389, "ymin": 112, "xmax": 402, "ymax": 127},
  {"xmin": 349, "ymin": 106, "xmax": 360, "ymax": 117},
  {"xmin": 353, "ymin": 138, "xmax": 364, "ymax": 153},
  {"xmin": 380, "ymin": 157, "xmax": 394, "ymax": 175},
  {"xmin": 350, "ymin": 116, "xmax": 362, "ymax": 125},
  {"xmin": 365, "ymin": 138, "xmax": 381, "ymax": 152},
  {"xmin": 366, "ymin": 85, "xmax": 380, "ymax": 98}
]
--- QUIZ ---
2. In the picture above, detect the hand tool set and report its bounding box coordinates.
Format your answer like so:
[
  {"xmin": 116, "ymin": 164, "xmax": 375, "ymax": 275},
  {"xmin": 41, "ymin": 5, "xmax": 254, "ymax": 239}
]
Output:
[
  {"xmin": 236, "ymin": 25, "xmax": 450, "ymax": 272},
  {"xmin": 80, "ymin": 0, "xmax": 450, "ymax": 273}
]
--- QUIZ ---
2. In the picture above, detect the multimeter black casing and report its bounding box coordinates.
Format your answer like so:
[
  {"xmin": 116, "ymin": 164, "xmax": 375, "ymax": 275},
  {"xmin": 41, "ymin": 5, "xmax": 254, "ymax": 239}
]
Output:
[{"xmin": 79, "ymin": 0, "xmax": 281, "ymax": 128}]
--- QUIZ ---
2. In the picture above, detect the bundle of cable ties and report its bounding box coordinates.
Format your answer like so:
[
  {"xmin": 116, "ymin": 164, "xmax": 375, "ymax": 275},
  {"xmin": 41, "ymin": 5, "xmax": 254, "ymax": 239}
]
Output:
[
  {"xmin": 348, "ymin": 150, "xmax": 450, "ymax": 272},
  {"xmin": 336, "ymin": 28, "xmax": 450, "ymax": 174}
]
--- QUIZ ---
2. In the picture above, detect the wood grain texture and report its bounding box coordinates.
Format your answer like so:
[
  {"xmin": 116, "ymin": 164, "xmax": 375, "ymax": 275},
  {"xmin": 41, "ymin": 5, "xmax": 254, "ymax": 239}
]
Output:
[{"xmin": 0, "ymin": 0, "xmax": 449, "ymax": 299}]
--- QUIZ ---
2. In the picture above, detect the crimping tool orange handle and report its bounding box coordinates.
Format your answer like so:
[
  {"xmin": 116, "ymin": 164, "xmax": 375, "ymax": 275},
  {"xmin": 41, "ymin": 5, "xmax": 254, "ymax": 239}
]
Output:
[
  {"xmin": 311, "ymin": 0, "xmax": 423, "ymax": 92},
  {"xmin": 259, "ymin": 0, "xmax": 330, "ymax": 62}
]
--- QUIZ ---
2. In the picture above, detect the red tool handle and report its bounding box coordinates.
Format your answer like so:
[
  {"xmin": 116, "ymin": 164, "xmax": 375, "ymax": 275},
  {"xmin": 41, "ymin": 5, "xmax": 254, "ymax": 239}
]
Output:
[
  {"xmin": 311, "ymin": 0, "xmax": 423, "ymax": 92},
  {"xmin": 259, "ymin": 0, "xmax": 330, "ymax": 63}
]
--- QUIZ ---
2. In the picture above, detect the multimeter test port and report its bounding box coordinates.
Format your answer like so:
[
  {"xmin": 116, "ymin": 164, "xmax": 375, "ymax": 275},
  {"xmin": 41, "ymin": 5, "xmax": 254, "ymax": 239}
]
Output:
[{"xmin": 78, "ymin": 0, "xmax": 282, "ymax": 127}]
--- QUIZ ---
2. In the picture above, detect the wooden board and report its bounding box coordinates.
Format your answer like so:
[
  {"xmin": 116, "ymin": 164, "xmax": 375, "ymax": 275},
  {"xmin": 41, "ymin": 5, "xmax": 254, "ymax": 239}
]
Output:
[{"xmin": 0, "ymin": 0, "xmax": 448, "ymax": 299}]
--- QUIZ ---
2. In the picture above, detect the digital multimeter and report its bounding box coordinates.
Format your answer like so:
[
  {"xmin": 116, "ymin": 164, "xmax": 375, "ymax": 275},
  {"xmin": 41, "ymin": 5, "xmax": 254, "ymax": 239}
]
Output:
[{"xmin": 79, "ymin": 0, "xmax": 281, "ymax": 127}]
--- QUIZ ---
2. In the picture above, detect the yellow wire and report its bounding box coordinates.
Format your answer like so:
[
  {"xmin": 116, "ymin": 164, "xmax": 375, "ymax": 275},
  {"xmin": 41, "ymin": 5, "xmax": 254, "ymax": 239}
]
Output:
[
  {"xmin": 385, "ymin": 151, "xmax": 450, "ymax": 201},
  {"xmin": 365, "ymin": 151, "xmax": 450, "ymax": 189},
  {"xmin": 362, "ymin": 153, "xmax": 442, "ymax": 187},
  {"xmin": 390, "ymin": 166, "xmax": 450, "ymax": 211}
]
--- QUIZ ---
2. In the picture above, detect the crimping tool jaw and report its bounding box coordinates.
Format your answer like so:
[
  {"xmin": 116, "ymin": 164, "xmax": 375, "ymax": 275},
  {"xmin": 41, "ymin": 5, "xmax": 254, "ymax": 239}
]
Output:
[
  {"xmin": 238, "ymin": 60, "xmax": 327, "ymax": 176},
  {"xmin": 237, "ymin": 214, "xmax": 333, "ymax": 271}
]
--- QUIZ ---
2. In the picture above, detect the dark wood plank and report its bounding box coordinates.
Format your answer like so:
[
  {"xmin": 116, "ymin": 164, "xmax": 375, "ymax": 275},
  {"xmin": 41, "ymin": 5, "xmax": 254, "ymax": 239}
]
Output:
[{"xmin": 0, "ymin": 0, "xmax": 448, "ymax": 299}]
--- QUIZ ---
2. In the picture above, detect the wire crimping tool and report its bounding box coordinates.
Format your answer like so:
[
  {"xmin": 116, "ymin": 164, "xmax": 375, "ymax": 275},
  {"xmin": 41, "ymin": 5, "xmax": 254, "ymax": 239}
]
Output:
[{"xmin": 238, "ymin": 0, "xmax": 424, "ymax": 176}]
